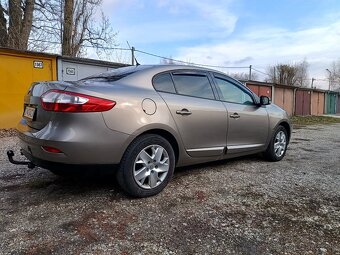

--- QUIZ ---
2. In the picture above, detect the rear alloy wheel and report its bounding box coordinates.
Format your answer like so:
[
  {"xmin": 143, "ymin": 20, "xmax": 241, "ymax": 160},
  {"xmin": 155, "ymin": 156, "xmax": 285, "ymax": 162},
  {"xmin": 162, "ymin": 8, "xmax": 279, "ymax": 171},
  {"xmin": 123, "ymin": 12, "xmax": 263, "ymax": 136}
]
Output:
[
  {"xmin": 263, "ymin": 126, "xmax": 288, "ymax": 161},
  {"xmin": 117, "ymin": 134, "xmax": 175, "ymax": 197},
  {"xmin": 133, "ymin": 145, "xmax": 170, "ymax": 189}
]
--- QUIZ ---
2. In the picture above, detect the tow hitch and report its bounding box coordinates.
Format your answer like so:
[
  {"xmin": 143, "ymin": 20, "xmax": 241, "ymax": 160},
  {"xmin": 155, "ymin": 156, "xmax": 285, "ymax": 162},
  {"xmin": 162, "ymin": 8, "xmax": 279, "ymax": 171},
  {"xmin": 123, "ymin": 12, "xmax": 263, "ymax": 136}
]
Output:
[{"xmin": 7, "ymin": 150, "xmax": 35, "ymax": 169}]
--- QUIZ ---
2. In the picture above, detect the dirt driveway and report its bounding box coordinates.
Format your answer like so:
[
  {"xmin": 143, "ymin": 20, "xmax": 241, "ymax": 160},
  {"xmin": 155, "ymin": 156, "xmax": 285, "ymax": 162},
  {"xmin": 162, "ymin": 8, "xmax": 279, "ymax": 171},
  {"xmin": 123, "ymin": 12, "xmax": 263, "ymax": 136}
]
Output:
[{"xmin": 0, "ymin": 124, "xmax": 339, "ymax": 255}]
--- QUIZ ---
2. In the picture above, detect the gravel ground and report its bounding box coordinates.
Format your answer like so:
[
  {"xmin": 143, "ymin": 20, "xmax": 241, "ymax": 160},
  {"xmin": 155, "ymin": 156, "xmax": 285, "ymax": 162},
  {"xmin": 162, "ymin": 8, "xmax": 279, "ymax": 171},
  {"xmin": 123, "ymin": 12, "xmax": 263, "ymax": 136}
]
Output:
[
  {"xmin": 0, "ymin": 129, "xmax": 17, "ymax": 139},
  {"xmin": 0, "ymin": 124, "xmax": 339, "ymax": 255}
]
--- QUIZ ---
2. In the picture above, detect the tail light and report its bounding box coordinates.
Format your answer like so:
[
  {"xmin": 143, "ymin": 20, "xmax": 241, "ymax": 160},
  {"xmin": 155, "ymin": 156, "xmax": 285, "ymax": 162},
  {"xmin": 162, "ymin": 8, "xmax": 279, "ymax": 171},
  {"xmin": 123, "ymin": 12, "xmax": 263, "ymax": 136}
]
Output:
[
  {"xmin": 41, "ymin": 90, "xmax": 115, "ymax": 112},
  {"xmin": 42, "ymin": 146, "xmax": 63, "ymax": 153}
]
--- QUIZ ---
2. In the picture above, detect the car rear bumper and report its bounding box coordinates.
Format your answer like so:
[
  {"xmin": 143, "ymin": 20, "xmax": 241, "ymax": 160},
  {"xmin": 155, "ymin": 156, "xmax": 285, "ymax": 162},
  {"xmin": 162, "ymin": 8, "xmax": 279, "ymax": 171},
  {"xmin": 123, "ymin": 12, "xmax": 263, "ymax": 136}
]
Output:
[
  {"xmin": 20, "ymin": 148, "xmax": 117, "ymax": 171},
  {"xmin": 17, "ymin": 115, "xmax": 132, "ymax": 166}
]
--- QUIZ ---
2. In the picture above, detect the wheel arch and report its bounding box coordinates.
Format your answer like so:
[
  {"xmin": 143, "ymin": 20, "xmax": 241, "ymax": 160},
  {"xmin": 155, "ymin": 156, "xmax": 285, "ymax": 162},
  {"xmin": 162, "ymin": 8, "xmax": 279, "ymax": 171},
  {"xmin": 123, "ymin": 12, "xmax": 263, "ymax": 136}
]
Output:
[
  {"xmin": 141, "ymin": 129, "xmax": 179, "ymax": 162},
  {"xmin": 126, "ymin": 126, "xmax": 181, "ymax": 164}
]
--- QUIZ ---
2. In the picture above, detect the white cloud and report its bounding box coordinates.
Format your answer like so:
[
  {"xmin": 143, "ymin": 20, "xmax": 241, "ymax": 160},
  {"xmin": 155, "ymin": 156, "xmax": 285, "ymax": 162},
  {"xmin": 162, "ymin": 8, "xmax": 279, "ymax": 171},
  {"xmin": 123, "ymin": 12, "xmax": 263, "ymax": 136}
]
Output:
[
  {"xmin": 155, "ymin": 0, "xmax": 237, "ymax": 34},
  {"xmin": 190, "ymin": 0, "xmax": 237, "ymax": 33},
  {"xmin": 175, "ymin": 21, "xmax": 340, "ymax": 89},
  {"xmin": 99, "ymin": 0, "xmax": 339, "ymax": 89},
  {"xmin": 102, "ymin": 0, "xmax": 237, "ymax": 44}
]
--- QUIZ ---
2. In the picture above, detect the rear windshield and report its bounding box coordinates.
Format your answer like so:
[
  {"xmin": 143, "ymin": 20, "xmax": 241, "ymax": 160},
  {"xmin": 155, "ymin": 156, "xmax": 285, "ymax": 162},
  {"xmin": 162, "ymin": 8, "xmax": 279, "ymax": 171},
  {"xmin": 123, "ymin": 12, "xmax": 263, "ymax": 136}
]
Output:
[{"xmin": 80, "ymin": 66, "xmax": 138, "ymax": 82}]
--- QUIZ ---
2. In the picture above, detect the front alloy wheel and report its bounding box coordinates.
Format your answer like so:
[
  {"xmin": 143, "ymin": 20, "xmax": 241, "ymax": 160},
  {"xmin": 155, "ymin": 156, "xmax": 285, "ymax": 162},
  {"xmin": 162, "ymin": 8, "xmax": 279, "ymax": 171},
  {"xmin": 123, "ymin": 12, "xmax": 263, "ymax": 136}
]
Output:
[
  {"xmin": 263, "ymin": 125, "xmax": 288, "ymax": 161},
  {"xmin": 274, "ymin": 130, "xmax": 287, "ymax": 158}
]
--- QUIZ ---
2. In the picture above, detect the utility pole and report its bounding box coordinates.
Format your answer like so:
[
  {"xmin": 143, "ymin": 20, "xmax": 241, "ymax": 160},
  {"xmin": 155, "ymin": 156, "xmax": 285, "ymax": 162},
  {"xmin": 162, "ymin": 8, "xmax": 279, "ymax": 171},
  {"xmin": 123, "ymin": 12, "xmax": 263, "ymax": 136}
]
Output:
[
  {"xmin": 131, "ymin": 47, "xmax": 135, "ymax": 66},
  {"xmin": 273, "ymin": 66, "xmax": 276, "ymax": 83},
  {"xmin": 249, "ymin": 65, "xmax": 252, "ymax": 80},
  {"xmin": 311, "ymin": 78, "xmax": 315, "ymax": 88},
  {"xmin": 326, "ymin": 69, "xmax": 331, "ymax": 91}
]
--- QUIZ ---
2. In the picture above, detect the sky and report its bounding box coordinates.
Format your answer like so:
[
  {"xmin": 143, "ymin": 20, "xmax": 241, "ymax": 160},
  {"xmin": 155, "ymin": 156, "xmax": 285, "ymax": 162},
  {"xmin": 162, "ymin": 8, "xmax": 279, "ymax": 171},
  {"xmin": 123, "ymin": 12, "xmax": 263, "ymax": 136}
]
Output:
[{"xmin": 100, "ymin": 0, "xmax": 340, "ymax": 89}]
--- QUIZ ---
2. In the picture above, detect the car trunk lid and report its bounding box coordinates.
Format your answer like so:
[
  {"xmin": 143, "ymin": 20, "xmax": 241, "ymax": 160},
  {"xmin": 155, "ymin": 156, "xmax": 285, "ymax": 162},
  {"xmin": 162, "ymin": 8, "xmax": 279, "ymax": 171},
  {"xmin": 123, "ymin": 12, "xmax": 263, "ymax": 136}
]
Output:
[{"xmin": 23, "ymin": 81, "xmax": 74, "ymax": 130}]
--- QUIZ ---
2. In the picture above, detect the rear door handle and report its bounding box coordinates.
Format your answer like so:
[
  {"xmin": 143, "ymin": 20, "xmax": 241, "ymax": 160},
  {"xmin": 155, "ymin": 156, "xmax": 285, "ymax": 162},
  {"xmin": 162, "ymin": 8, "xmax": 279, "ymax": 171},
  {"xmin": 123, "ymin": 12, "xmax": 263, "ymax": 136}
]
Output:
[
  {"xmin": 230, "ymin": 113, "xmax": 240, "ymax": 119},
  {"xmin": 176, "ymin": 109, "xmax": 192, "ymax": 116}
]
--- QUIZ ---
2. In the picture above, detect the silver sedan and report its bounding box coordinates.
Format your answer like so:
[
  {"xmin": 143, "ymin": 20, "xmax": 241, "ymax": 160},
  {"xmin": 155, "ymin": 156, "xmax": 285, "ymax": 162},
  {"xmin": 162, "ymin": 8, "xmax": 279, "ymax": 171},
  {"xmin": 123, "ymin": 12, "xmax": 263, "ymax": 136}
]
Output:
[{"xmin": 15, "ymin": 65, "xmax": 291, "ymax": 197}]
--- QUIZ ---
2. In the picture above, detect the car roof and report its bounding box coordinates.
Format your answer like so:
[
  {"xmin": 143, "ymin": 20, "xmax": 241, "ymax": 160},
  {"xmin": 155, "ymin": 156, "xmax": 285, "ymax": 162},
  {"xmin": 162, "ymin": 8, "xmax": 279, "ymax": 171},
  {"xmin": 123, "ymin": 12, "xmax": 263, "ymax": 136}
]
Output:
[
  {"xmin": 93, "ymin": 64, "xmax": 227, "ymax": 78},
  {"xmin": 82, "ymin": 64, "xmax": 245, "ymax": 90}
]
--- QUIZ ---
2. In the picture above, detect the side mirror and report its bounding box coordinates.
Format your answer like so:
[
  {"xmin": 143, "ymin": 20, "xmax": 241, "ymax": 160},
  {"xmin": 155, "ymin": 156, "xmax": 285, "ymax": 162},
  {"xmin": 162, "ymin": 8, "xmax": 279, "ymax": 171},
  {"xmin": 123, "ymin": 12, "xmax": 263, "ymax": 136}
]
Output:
[{"xmin": 260, "ymin": 96, "xmax": 270, "ymax": 105}]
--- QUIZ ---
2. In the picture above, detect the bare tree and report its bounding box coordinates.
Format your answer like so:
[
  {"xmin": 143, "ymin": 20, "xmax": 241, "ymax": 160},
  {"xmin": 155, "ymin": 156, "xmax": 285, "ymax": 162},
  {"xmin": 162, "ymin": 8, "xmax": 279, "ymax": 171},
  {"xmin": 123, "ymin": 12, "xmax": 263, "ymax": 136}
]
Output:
[
  {"xmin": 31, "ymin": 0, "xmax": 116, "ymax": 57},
  {"xmin": 328, "ymin": 59, "xmax": 340, "ymax": 90},
  {"xmin": 295, "ymin": 59, "xmax": 309, "ymax": 87},
  {"xmin": 267, "ymin": 60, "xmax": 309, "ymax": 87},
  {"xmin": 228, "ymin": 72, "xmax": 258, "ymax": 81},
  {"xmin": 62, "ymin": 0, "xmax": 73, "ymax": 55},
  {"xmin": 0, "ymin": 0, "xmax": 35, "ymax": 50}
]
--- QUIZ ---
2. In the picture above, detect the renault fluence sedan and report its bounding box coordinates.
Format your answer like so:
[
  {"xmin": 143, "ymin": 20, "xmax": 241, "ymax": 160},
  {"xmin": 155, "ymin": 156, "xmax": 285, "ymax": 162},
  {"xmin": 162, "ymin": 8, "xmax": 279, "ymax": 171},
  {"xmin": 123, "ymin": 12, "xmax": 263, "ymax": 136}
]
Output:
[{"xmin": 12, "ymin": 65, "xmax": 291, "ymax": 197}]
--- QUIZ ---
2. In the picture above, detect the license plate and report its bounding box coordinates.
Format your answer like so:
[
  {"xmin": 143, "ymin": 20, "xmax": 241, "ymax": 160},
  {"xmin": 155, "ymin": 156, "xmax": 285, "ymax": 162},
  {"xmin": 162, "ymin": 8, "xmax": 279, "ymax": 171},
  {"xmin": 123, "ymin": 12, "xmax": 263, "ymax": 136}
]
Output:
[{"xmin": 23, "ymin": 106, "xmax": 36, "ymax": 120}]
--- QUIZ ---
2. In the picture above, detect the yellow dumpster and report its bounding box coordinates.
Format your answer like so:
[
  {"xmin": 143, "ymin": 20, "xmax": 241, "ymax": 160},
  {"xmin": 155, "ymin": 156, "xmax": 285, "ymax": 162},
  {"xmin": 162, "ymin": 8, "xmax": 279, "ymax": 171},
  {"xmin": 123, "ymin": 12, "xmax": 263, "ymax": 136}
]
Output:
[{"xmin": 0, "ymin": 48, "xmax": 57, "ymax": 128}]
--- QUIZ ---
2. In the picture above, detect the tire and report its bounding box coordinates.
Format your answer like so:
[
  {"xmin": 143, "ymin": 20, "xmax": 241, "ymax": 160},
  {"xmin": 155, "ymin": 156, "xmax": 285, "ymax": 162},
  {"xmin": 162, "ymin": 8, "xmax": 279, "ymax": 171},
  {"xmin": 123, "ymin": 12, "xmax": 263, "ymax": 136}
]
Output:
[
  {"xmin": 263, "ymin": 125, "xmax": 288, "ymax": 162},
  {"xmin": 117, "ymin": 134, "xmax": 175, "ymax": 197}
]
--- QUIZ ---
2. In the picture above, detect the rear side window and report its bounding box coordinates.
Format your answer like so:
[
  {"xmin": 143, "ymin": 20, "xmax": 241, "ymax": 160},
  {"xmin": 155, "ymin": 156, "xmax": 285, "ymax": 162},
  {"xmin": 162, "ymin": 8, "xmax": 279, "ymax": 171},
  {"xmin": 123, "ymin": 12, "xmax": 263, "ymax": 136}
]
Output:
[
  {"xmin": 172, "ymin": 74, "xmax": 215, "ymax": 99},
  {"xmin": 153, "ymin": 73, "xmax": 176, "ymax": 93}
]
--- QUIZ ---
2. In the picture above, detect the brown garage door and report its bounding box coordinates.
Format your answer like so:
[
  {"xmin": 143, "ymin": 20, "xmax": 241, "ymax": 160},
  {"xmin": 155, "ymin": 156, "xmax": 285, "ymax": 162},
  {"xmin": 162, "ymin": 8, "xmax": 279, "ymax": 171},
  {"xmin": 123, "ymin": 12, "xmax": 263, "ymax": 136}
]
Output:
[
  {"xmin": 311, "ymin": 91, "xmax": 325, "ymax": 115},
  {"xmin": 274, "ymin": 87, "xmax": 294, "ymax": 116},
  {"xmin": 295, "ymin": 90, "xmax": 311, "ymax": 115}
]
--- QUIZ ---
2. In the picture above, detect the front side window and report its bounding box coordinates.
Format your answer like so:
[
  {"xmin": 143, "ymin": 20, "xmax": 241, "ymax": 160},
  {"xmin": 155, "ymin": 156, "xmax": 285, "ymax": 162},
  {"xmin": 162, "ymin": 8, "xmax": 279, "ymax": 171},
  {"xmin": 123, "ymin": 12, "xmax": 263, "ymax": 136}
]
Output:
[
  {"xmin": 214, "ymin": 77, "xmax": 254, "ymax": 104},
  {"xmin": 172, "ymin": 73, "xmax": 215, "ymax": 99}
]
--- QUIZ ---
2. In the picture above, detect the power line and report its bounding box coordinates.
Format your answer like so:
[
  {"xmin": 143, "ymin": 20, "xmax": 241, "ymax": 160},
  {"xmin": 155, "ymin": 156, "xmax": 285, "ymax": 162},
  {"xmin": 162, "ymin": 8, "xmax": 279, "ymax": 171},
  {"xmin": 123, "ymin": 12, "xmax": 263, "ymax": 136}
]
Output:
[
  {"xmin": 251, "ymin": 68, "xmax": 330, "ymax": 82},
  {"xmin": 24, "ymin": 39, "xmax": 335, "ymax": 83},
  {"xmin": 252, "ymin": 68, "xmax": 272, "ymax": 77},
  {"xmin": 314, "ymin": 78, "xmax": 329, "ymax": 81},
  {"xmin": 27, "ymin": 38, "xmax": 131, "ymax": 51},
  {"xmin": 135, "ymin": 49, "xmax": 249, "ymax": 69}
]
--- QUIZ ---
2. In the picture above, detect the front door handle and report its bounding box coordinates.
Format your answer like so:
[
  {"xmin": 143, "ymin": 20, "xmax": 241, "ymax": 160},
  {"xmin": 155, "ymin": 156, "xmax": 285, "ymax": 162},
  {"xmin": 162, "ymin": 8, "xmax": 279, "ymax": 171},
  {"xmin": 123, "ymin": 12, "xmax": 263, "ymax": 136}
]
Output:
[
  {"xmin": 230, "ymin": 113, "xmax": 240, "ymax": 119},
  {"xmin": 176, "ymin": 109, "xmax": 192, "ymax": 116}
]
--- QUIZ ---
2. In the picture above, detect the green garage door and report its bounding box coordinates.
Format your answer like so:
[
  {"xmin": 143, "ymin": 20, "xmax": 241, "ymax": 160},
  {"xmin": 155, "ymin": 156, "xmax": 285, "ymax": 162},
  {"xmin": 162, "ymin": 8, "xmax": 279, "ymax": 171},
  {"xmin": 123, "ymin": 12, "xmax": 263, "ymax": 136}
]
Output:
[{"xmin": 325, "ymin": 92, "xmax": 337, "ymax": 114}]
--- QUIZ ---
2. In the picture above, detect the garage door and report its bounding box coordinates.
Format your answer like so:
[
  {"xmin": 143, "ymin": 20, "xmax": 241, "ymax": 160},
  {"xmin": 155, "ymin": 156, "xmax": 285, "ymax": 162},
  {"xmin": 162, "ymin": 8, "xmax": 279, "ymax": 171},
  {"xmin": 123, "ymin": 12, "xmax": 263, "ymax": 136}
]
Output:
[{"xmin": 0, "ymin": 52, "xmax": 56, "ymax": 128}]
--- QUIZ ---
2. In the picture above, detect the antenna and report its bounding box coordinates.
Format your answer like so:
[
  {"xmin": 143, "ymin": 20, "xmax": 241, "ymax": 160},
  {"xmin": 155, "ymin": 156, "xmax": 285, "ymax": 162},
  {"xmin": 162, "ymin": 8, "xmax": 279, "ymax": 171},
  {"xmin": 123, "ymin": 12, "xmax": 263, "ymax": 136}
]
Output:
[{"xmin": 126, "ymin": 41, "xmax": 140, "ymax": 66}]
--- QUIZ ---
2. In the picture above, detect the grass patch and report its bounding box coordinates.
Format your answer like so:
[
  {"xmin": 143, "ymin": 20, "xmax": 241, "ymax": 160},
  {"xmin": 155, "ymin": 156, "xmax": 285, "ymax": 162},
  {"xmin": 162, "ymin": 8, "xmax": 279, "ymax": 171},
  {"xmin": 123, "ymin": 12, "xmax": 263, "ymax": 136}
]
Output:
[{"xmin": 291, "ymin": 116, "xmax": 340, "ymax": 127}]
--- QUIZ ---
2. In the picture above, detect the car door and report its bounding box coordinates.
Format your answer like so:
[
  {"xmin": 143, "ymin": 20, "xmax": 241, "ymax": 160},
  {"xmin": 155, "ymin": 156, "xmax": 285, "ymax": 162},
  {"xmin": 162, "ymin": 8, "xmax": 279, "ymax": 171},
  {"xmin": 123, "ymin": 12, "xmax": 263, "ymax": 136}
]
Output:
[
  {"xmin": 153, "ymin": 71, "xmax": 227, "ymax": 157},
  {"xmin": 212, "ymin": 74, "xmax": 269, "ymax": 154}
]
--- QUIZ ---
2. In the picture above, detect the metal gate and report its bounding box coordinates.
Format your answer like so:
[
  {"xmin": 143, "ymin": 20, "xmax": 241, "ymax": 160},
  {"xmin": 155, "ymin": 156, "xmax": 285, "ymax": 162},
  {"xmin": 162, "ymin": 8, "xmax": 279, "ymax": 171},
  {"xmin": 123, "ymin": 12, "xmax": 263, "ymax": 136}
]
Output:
[
  {"xmin": 295, "ymin": 90, "xmax": 311, "ymax": 115},
  {"xmin": 325, "ymin": 92, "xmax": 337, "ymax": 114},
  {"xmin": 0, "ymin": 48, "xmax": 57, "ymax": 128}
]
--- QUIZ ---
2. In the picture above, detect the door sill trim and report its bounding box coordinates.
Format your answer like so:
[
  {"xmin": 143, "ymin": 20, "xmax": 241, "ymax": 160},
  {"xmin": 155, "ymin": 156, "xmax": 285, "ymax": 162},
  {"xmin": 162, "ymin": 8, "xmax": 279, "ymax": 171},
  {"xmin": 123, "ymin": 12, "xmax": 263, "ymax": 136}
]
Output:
[{"xmin": 186, "ymin": 147, "xmax": 225, "ymax": 157}]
